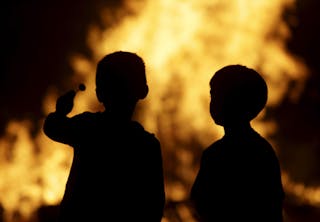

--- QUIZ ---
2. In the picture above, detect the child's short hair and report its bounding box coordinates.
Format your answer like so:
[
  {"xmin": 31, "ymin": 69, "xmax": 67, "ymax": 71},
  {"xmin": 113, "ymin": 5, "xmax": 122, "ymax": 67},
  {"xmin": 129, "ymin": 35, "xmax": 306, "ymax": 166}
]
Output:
[
  {"xmin": 210, "ymin": 65, "xmax": 268, "ymax": 123},
  {"xmin": 96, "ymin": 51, "xmax": 148, "ymax": 100}
]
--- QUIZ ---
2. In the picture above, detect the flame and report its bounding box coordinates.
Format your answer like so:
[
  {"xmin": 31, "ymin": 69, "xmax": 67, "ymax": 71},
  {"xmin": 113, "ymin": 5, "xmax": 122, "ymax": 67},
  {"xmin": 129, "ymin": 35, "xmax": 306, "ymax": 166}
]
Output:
[
  {"xmin": 282, "ymin": 172, "xmax": 320, "ymax": 207},
  {"xmin": 0, "ymin": 0, "xmax": 318, "ymax": 221}
]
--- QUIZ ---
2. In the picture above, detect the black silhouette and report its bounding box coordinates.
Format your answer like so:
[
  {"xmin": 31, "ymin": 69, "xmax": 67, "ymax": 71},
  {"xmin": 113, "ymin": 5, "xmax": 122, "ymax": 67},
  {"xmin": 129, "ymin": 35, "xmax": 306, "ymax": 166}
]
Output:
[
  {"xmin": 43, "ymin": 51, "xmax": 165, "ymax": 222},
  {"xmin": 190, "ymin": 65, "xmax": 285, "ymax": 222}
]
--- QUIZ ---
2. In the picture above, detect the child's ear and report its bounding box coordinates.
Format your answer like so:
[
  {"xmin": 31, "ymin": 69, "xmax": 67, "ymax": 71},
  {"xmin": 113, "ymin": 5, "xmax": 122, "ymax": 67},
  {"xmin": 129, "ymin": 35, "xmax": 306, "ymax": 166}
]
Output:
[{"xmin": 138, "ymin": 85, "xmax": 149, "ymax": 99}]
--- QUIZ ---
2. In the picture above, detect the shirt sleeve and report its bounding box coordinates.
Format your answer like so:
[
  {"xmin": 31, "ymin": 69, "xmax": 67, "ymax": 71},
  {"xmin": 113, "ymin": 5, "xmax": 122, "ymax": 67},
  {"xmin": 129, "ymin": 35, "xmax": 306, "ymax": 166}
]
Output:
[{"xmin": 43, "ymin": 112, "xmax": 91, "ymax": 147}]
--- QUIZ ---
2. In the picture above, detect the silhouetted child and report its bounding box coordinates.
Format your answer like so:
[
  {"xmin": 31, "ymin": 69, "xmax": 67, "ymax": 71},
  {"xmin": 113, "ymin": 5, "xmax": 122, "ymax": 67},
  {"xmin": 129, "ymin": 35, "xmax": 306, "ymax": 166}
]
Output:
[
  {"xmin": 43, "ymin": 51, "xmax": 165, "ymax": 222},
  {"xmin": 190, "ymin": 65, "xmax": 285, "ymax": 222}
]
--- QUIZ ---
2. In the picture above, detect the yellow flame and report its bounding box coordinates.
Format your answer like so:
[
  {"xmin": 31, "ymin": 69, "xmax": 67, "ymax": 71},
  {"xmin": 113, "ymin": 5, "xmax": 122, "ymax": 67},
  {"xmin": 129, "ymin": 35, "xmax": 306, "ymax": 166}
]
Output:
[
  {"xmin": 72, "ymin": 0, "xmax": 310, "ymax": 202},
  {"xmin": 282, "ymin": 172, "xmax": 320, "ymax": 207},
  {"xmin": 0, "ymin": 0, "xmax": 317, "ymax": 221},
  {"xmin": 0, "ymin": 121, "xmax": 41, "ymax": 220}
]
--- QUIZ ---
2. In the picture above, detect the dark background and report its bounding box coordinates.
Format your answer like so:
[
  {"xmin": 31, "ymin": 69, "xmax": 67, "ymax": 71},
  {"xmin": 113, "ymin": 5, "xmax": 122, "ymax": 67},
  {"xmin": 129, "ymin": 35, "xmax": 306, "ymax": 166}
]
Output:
[
  {"xmin": 1, "ymin": 0, "xmax": 320, "ymax": 221},
  {"xmin": 0, "ymin": 0, "xmax": 127, "ymax": 134}
]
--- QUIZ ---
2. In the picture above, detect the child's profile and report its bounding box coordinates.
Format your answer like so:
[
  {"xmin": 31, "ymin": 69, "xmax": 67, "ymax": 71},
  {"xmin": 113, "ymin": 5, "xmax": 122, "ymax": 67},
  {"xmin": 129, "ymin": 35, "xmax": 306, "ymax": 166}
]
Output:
[{"xmin": 191, "ymin": 64, "xmax": 285, "ymax": 222}]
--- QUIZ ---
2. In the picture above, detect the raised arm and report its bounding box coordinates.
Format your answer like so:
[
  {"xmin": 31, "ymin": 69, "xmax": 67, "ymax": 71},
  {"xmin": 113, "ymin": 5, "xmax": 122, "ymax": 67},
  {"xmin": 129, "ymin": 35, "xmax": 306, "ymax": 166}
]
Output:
[{"xmin": 43, "ymin": 90, "xmax": 76, "ymax": 145}]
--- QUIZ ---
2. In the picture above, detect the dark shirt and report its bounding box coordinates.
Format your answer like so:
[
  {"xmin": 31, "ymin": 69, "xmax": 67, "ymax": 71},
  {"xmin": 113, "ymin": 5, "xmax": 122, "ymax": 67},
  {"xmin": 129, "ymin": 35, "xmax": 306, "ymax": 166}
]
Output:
[
  {"xmin": 43, "ymin": 111, "xmax": 165, "ymax": 222},
  {"xmin": 190, "ymin": 126, "xmax": 285, "ymax": 222}
]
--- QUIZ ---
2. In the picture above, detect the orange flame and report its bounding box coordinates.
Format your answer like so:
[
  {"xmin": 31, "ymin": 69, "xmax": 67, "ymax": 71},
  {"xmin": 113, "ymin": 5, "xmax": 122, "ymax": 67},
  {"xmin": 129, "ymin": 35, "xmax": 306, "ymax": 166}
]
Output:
[{"xmin": 0, "ymin": 0, "xmax": 317, "ymax": 221}]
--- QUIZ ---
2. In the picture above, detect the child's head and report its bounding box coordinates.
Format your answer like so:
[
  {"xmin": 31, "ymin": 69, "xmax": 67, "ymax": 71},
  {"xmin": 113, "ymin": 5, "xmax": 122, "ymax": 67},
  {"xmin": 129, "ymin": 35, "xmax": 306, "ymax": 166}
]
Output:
[
  {"xmin": 95, "ymin": 51, "xmax": 149, "ymax": 109},
  {"xmin": 209, "ymin": 65, "xmax": 268, "ymax": 127}
]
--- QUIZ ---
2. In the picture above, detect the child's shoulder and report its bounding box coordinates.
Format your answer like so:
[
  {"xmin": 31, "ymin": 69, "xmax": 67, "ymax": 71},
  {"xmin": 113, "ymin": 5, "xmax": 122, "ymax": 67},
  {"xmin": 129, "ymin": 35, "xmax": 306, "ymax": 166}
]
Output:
[
  {"xmin": 202, "ymin": 138, "xmax": 225, "ymax": 156},
  {"xmin": 131, "ymin": 121, "xmax": 160, "ymax": 144},
  {"xmin": 70, "ymin": 111, "xmax": 103, "ymax": 127},
  {"xmin": 72, "ymin": 111, "xmax": 101, "ymax": 119},
  {"xmin": 132, "ymin": 121, "xmax": 158, "ymax": 137}
]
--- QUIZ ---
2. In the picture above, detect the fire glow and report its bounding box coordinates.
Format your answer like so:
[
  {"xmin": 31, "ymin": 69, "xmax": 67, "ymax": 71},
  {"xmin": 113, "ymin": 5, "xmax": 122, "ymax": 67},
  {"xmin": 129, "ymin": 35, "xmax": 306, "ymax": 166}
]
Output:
[{"xmin": 0, "ymin": 0, "xmax": 319, "ymax": 221}]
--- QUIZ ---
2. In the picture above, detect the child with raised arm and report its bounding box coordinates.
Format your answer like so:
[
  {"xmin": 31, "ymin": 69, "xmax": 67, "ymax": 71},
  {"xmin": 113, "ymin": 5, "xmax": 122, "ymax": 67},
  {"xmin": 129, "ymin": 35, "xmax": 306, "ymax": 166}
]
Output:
[
  {"xmin": 190, "ymin": 65, "xmax": 285, "ymax": 222},
  {"xmin": 44, "ymin": 51, "xmax": 165, "ymax": 222}
]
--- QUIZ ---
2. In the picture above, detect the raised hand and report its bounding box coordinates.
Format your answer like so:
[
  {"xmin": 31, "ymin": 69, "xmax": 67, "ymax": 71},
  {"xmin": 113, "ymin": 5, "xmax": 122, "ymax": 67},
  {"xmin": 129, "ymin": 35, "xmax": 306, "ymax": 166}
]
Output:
[{"xmin": 55, "ymin": 90, "xmax": 76, "ymax": 115}]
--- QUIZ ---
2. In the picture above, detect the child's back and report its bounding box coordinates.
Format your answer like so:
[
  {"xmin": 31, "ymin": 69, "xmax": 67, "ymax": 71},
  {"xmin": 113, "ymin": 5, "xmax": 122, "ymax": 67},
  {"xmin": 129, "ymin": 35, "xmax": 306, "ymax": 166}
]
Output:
[{"xmin": 44, "ymin": 51, "xmax": 165, "ymax": 222}]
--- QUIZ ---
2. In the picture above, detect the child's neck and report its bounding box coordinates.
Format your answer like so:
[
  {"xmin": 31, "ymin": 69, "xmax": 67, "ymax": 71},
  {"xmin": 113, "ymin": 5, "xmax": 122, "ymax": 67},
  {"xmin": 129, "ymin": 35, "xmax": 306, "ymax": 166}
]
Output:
[
  {"xmin": 223, "ymin": 121, "xmax": 252, "ymax": 135},
  {"xmin": 102, "ymin": 109, "xmax": 133, "ymax": 123}
]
